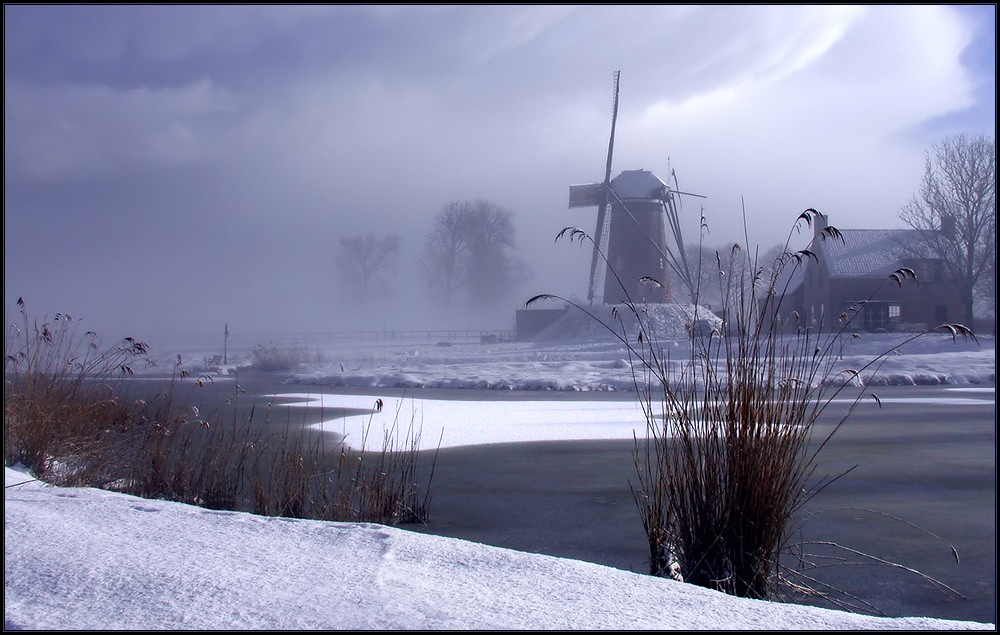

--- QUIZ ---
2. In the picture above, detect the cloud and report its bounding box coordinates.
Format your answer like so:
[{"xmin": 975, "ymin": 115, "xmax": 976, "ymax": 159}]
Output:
[
  {"xmin": 3, "ymin": 5, "xmax": 993, "ymax": 338},
  {"xmin": 5, "ymin": 78, "xmax": 241, "ymax": 178}
]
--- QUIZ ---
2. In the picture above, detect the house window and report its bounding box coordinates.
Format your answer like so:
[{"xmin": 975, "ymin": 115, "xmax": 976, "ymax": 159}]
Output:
[
  {"xmin": 907, "ymin": 259, "xmax": 944, "ymax": 283},
  {"xmin": 888, "ymin": 304, "xmax": 901, "ymax": 330},
  {"xmin": 852, "ymin": 302, "xmax": 892, "ymax": 331},
  {"xmin": 868, "ymin": 304, "xmax": 888, "ymax": 331},
  {"xmin": 935, "ymin": 305, "xmax": 948, "ymax": 323}
]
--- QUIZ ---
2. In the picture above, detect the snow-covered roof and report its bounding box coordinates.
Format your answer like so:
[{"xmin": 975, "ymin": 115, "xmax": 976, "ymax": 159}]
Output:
[
  {"xmin": 609, "ymin": 169, "xmax": 668, "ymax": 201},
  {"xmin": 818, "ymin": 228, "xmax": 926, "ymax": 278}
]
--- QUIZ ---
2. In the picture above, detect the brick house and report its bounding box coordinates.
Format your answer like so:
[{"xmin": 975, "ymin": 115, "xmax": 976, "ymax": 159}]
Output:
[{"xmin": 782, "ymin": 214, "xmax": 965, "ymax": 332}]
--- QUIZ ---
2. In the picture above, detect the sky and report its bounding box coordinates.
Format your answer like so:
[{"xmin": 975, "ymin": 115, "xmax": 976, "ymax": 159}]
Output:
[{"xmin": 4, "ymin": 5, "xmax": 996, "ymax": 340}]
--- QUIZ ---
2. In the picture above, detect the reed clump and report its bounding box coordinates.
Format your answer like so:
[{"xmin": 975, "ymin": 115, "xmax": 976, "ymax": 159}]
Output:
[
  {"xmin": 4, "ymin": 301, "xmax": 153, "ymax": 486},
  {"xmin": 249, "ymin": 344, "xmax": 314, "ymax": 372},
  {"xmin": 123, "ymin": 393, "xmax": 435, "ymax": 525},
  {"xmin": 532, "ymin": 209, "xmax": 975, "ymax": 605},
  {"xmin": 4, "ymin": 299, "xmax": 435, "ymax": 526}
]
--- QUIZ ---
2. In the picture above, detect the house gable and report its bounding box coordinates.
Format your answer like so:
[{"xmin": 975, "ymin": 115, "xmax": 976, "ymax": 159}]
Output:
[
  {"xmin": 820, "ymin": 229, "xmax": 924, "ymax": 278},
  {"xmin": 786, "ymin": 216, "xmax": 963, "ymax": 332}
]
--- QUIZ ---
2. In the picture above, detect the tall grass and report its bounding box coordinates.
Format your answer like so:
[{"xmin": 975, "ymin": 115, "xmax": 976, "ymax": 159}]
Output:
[
  {"xmin": 249, "ymin": 344, "xmax": 316, "ymax": 372},
  {"xmin": 4, "ymin": 299, "xmax": 154, "ymax": 485},
  {"xmin": 4, "ymin": 299, "xmax": 436, "ymax": 526},
  {"xmin": 121, "ymin": 389, "xmax": 437, "ymax": 525},
  {"xmin": 530, "ymin": 209, "xmax": 975, "ymax": 603}
]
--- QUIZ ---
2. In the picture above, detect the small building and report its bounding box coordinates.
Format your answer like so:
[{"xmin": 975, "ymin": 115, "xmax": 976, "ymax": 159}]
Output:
[
  {"xmin": 783, "ymin": 214, "xmax": 964, "ymax": 332},
  {"xmin": 514, "ymin": 307, "xmax": 569, "ymax": 341}
]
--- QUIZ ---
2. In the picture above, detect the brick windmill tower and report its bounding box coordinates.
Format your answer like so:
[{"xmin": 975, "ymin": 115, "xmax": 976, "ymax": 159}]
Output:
[{"xmin": 568, "ymin": 71, "xmax": 704, "ymax": 305}]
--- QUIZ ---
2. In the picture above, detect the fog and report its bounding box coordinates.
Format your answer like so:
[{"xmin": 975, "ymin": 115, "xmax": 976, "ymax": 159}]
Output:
[{"xmin": 4, "ymin": 5, "xmax": 995, "ymax": 346}]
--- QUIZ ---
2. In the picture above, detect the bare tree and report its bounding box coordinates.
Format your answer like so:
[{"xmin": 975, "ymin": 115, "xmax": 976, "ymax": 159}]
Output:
[
  {"xmin": 678, "ymin": 244, "xmax": 723, "ymax": 308},
  {"xmin": 679, "ymin": 241, "xmax": 784, "ymax": 311},
  {"xmin": 336, "ymin": 232, "xmax": 402, "ymax": 302},
  {"xmin": 465, "ymin": 201, "xmax": 526, "ymax": 312},
  {"xmin": 978, "ymin": 253, "xmax": 996, "ymax": 319},
  {"xmin": 422, "ymin": 200, "xmax": 529, "ymax": 311},
  {"xmin": 422, "ymin": 201, "xmax": 474, "ymax": 304},
  {"xmin": 899, "ymin": 133, "xmax": 996, "ymax": 324}
]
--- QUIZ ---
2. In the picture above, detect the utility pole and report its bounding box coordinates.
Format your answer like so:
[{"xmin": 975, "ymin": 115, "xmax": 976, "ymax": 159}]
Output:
[{"xmin": 224, "ymin": 323, "xmax": 229, "ymax": 365}]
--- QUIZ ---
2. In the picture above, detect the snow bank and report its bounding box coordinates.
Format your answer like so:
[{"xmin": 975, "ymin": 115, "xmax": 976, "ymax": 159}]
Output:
[
  {"xmin": 531, "ymin": 302, "xmax": 723, "ymax": 342},
  {"xmin": 5, "ymin": 466, "xmax": 993, "ymax": 631}
]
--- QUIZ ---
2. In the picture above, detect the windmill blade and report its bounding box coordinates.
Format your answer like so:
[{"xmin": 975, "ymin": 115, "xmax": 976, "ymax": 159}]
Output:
[
  {"xmin": 662, "ymin": 186, "xmax": 693, "ymax": 295},
  {"xmin": 603, "ymin": 71, "xmax": 620, "ymax": 186},
  {"xmin": 661, "ymin": 196, "xmax": 695, "ymax": 296},
  {"xmin": 587, "ymin": 70, "xmax": 621, "ymax": 304},
  {"xmin": 661, "ymin": 168, "xmax": 705, "ymax": 300}
]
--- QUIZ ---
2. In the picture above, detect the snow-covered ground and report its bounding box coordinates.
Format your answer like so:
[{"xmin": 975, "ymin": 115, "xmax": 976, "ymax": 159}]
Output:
[
  {"xmin": 267, "ymin": 310, "xmax": 994, "ymax": 451},
  {"xmin": 265, "ymin": 385, "xmax": 994, "ymax": 452},
  {"xmin": 281, "ymin": 306, "xmax": 994, "ymax": 393},
  {"xmin": 4, "ymin": 465, "xmax": 994, "ymax": 630},
  {"xmin": 6, "ymin": 307, "xmax": 995, "ymax": 630}
]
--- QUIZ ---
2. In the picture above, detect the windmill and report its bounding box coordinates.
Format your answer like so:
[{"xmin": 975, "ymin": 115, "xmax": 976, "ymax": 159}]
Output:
[{"xmin": 568, "ymin": 71, "xmax": 705, "ymax": 305}]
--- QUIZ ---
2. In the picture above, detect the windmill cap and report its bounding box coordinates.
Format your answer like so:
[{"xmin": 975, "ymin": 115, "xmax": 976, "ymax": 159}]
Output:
[{"xmin": 610, "ymin": 169, "xmax": 668, "ymax": 201}]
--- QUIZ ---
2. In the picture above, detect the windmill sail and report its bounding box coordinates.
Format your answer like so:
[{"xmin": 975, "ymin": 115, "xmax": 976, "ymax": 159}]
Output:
[{"xmin": 586, "ymin": 71, "xmax": 620, "ymax": 304}]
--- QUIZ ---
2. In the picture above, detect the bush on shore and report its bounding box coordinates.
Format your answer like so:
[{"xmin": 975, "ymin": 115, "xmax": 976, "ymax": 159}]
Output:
[
  {"xmin": 533, "ymin": 210, "xmax": 974, "ymax": 608},
  {"xmin": 4, "ymin": 299, "xmax": 435, "ymax": 525}
]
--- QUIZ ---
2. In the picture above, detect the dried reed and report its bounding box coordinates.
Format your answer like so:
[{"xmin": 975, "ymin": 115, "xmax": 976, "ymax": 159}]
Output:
[
  {"xmin": 531, "ymin": 208, "xmax": 975, "ymax": 605},
  {"xmin": 5, "ymin": 298, "xmax": 437, "ymax": 526}
]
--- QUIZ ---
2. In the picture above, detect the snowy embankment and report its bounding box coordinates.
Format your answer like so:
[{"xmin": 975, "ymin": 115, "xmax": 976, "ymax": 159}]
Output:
[
  {"xmin": 5, "ymin": 465, "xmax": 993, "ymax": 630},
  {"xmin": 284, "ymin": 305, "xmax": 995, "ymax": 391}
]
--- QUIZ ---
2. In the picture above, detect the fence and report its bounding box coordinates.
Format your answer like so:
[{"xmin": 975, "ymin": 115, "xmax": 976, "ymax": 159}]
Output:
[{"xmin": 156, "ymin": 328, "xmax": 519, "ymax": 359}]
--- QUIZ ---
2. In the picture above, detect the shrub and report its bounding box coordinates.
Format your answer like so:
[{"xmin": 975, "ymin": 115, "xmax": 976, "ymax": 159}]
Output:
[
  {"xmin": 249, "ymin": 344, "xmax": 313, "ymax": 372},
  {"xmin": 5, "ymin": 299, "xmax": 436, "ymax": 525},
  {"xmin": 123, "ymin": 392, "xmax": 437, "ymax": 525},
  {"xmin": 531, "ymin": 210, "xmax": 975, "ymax": 602},
  {"xmin": 4, "ymin": 299, "xmax": 154, "ymax": 486}
]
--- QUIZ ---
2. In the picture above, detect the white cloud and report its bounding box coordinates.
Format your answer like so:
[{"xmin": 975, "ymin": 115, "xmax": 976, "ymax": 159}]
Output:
[{"xmin": 3, "ymin": 5, "xmax": 992, "ymax": 337}]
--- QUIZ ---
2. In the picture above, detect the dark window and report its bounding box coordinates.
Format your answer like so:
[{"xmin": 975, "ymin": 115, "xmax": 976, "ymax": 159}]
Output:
[
  {"xmin": 935, "ymin": 305, "xmax": 948, "ymax": 323},
  {"xmin": 908, "ymin": 259, "xmax": 944, "ymax": 283},
  {"xmin": 856, "ymin": 302, "xmax": 891, "ymax": 331},
  {"xmin": 933, "ymin": 260, "xmax": 945, "ymax": 282}
]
